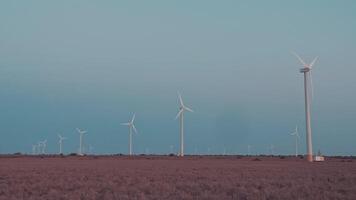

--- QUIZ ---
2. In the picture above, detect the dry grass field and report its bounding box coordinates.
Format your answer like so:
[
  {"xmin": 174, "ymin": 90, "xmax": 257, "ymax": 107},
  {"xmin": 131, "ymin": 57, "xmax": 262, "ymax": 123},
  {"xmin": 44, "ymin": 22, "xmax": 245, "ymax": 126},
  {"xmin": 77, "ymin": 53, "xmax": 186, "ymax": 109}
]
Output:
[{"xmin": 0, "ymin": 155, "xmax": 355, "ymax": 200}]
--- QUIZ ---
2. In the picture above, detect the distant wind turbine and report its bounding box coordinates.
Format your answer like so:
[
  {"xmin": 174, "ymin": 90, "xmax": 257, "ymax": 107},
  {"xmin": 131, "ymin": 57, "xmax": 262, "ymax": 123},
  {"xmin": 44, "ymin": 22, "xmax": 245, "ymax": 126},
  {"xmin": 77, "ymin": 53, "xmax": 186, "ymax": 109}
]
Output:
[
  {"xmin": 269, "ymin": 144, "xmax": 275, "ymax": 155},
  {"xmin": 36, "ymin": 142, "xmax": 41, "ymax": 154},
  {"xmin": 39, "ymin": 140, "xmax": 47, "ymax": 154},
  {"xmin": 76, "ymin": 128, "xmax": 87, "ymax": 156},
  {"xmin": 292, "ymin": 52, "xmax": 318, "ymax": 162},
  {"xmin": 121, "ymin": 113, "xmax": 138, "ymax": 156},
  {"xmin": 32, "ymin": 144, "xmax": 37, "ymax": 155},
  {"xmin": 175, "ymin": 92, "xmax": 193, "ymax": 157},
  {"xmin": 88, "ymin": 144, "xmax": 94, "ymax": 155},
  {"xmin": 58, "ymin": 134, "xmax": 67, "ymax": 154},
  {"xmin": 290, "ymin": 125, "xmax": 300, "ymax": 157},
  {"xmin": 170, "ymin": 145, "xmax": 174, "ymax": 154},
  {"xmin": 247, "ymin": 145, "xmax": 252, "ymax": 156},
  {"xmin": 223, "ymin": 146, "xmax": 227, "ymax": 156}
]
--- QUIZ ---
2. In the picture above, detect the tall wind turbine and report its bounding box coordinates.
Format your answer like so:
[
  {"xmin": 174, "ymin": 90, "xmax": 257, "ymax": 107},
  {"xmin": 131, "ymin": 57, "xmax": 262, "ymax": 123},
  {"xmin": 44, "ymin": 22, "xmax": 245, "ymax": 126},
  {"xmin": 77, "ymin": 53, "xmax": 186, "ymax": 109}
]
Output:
[
  {"xmin": 58, "ymin": 134, "xmax": 67, "ymax": 154},
  {"xmin": 121, "ymin": 113, "xmax": 137, "ymax": 156},
  {"xmin": 175, "ymin": 92, "xmax": 193, "ymax": 157},
  {"xmin": 292, "ymin": 52, "xmax": 318, "ymax": 162},
  {"xmin": 290, "ymin": 125, "xmax": 300, "ymax": 157},
  {"xmin": 76, "ymin": 128, "xmax": 87, "ymax": 156}
]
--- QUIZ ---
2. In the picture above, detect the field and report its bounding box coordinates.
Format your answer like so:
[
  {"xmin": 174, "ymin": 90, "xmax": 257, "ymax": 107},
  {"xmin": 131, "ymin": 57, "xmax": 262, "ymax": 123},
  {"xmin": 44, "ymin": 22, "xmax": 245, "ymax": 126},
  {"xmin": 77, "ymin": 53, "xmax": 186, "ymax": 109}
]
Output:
[{"xmin": 0, "ymin": 155, "xmax": 355, "ymax": 200}]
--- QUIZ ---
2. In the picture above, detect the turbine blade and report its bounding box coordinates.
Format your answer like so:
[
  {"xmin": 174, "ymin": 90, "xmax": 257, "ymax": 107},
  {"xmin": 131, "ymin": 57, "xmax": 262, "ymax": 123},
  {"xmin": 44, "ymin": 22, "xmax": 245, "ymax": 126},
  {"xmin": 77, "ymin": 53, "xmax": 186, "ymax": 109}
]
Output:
[
  {"xmin": 121, "ymin": 123, "xmax": 130, "ymax": 126},
  {"xmin": 309, "ymin": 57, "xmax": 318, "ymax": 68},
  {"xmin": 178, "ymin": 92, "xmax": 184, "ymax": 107},
  {"xmin": 184, "ymin": 106, "xmax": 194, "ymax": 113},
  {"xmin": 131, "ymin": 113, "xmax": 136, "ymax": 124},
  {"xmin": 175, "ymin": 109, "xmax": 183, "ymax": 120},
  {"xmin": 292, "ymin": 51, "xmax": 306, "ymax": 66},
  {"xmin": 132, "ymin": 124, "xmax": 138, "ymax": 134}
]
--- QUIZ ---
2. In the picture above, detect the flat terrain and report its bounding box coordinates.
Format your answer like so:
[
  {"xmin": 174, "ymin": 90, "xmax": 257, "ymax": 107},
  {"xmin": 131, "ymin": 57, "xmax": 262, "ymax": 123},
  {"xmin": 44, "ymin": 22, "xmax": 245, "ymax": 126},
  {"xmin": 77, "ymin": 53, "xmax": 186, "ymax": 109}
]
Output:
[{"xmin": 0, "ymin": 155, "xmax": 355, "ymax": 200}]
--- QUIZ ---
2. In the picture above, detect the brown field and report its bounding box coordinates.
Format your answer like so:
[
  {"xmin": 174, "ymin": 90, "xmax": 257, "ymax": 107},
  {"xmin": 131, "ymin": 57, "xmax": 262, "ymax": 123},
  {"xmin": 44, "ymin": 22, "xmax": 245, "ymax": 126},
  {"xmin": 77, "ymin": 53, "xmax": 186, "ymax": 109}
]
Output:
[{"xmin": 0, "ymin": 155, "xmax": 355, "ymax": 200}]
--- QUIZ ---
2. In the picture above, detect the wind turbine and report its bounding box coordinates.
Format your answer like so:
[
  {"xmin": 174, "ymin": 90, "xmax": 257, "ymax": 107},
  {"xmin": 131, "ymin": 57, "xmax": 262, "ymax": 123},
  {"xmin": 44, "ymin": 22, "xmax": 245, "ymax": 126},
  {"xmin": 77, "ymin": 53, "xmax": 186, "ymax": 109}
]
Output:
[
  {"xmin": 88, "ymin": 144, "xmax": 94, "ymax": 155},
  {"xmin": 175, "ymin": 92, "xmax": 193, "ymax": 157},
  {"xmin": 32, "ymin": 144, "xmax": 37, "ymax": 155},
  {"xmin": 36, "ymin": 142, "xmax": 41, "ymax": 154},
  {"xmin": 58, "ymin": 134, "xmax": 67, "ymax": 154},
  {"xmin": 121, "ymin": 113, "xmax": 137, "ymax": 156},
  {"xmin": 39, "ymin": 140, "xmax": 47, "ymax": 154},
  {"xmin": 292, "ymin": 52, "xmax": 318, "ymax": 162},
  {"xmin": 170, "ymin": 145, "xmax": 174, "ymax": 154},
  {"xmin": 76, "ymin": 128, "xmax": 87, "ymax": 156},
  {"xmin": 290, "ymin": 125, "xmax": 300, "ymax": 157},
  {"xmin": 269, "ymin": 144, "xmax": 275, "ymax": 155},
  {"xmin": 247, "ymin": 145, "xmax": 252, "ymax": 156}
]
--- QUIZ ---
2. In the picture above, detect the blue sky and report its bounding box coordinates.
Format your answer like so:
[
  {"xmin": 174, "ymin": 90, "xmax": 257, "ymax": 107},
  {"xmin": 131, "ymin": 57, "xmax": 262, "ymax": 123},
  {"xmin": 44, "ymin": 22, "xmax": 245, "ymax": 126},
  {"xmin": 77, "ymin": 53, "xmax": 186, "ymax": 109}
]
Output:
[{"xmin": 0, "ymin": 1, "xmax": 355, "ymax": 155}]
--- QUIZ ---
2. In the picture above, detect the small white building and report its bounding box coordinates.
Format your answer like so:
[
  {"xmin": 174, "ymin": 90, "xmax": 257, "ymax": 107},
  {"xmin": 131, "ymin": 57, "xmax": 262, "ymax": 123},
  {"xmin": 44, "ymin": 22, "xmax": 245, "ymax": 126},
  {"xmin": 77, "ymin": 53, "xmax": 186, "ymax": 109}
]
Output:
[{"xmin": 314, "ymin": 156, "xmax": 325, "ymax": 162}]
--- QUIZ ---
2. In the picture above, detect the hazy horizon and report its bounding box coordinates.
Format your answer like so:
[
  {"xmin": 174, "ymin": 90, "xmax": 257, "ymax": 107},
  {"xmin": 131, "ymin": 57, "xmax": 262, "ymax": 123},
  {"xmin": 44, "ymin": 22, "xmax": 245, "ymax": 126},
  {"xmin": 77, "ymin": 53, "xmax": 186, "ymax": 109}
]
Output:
[{"xmin": 0, "ymin": 1, "xmax": 355, "ymax": 156}]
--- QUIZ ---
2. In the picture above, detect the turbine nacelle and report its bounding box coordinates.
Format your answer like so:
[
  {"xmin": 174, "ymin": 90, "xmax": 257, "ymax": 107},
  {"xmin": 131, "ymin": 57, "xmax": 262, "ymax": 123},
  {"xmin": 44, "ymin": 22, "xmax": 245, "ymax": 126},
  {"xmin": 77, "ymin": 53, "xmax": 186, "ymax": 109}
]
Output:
[
  {"xmin": 76, "ymin": 128, "xmax": 87, "ymax": 135},
  {"xmin": 300, "ymin": 67, "xmax": 310, "ymax": 73},
  {"xmin": 292, "ymin": 51, "xmax": 318, "ymax": 71},
  {"xmin": 293, "ymin": 51, "xmax": 318, "ymax": 101}
]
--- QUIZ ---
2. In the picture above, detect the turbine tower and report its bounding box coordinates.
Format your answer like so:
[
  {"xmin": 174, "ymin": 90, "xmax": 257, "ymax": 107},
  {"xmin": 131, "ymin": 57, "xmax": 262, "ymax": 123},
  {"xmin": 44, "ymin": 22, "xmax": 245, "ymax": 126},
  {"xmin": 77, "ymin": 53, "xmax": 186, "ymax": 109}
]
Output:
[
  {"xmin": 293, "ymin": 52, "xmax": 318, "ymax": 162},
  {"xmin": 121, "ymin": 113, "xmax": 137, "ymax": 156},
  {"xmin": 290, "ymin": 125, "xmax": 300, "ymax": 157},
  {"xmin": 175, "ymin": 92, "xmax": 193, "ymax": 157},
  {"xmin": 58, "ymin": 134, "xmax": 67, "ymax": 154},
  {"xmin": 76, "ymin": 128, "xmax": 87, "ymax": 156}
]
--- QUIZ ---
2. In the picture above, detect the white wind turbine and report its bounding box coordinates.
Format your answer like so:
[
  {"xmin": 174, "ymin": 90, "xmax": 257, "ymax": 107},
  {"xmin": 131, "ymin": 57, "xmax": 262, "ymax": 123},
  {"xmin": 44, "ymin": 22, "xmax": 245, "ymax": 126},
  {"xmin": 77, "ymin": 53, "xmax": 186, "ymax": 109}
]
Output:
[
  {"xmin": 170, "ymin": 145, "xmax": 174, "ymax": 154},
  {"xmin": 39, "ymin": 140, "xmax": 47, "ymax": 154},
  {"xmin": 121, "ymin": 113, "xmax": 138, "ymax": 156},
  {"xmin": 32, "ymin": 144, "xmax": 37, "ymax": 155},
  {"xmin": 247, "ymin": 145, "xmax": 252, "ymax": 156},
  {"xmin": 290, "ymin": 125, "xmax": 300, "ymax": 157},
  {"xmin": 292, "ymin": 52, "xmax": 318, "ymax": 162},
  {"xmin": 175, "ymin": 92, "xmax": 193, "ymax": 157},
  {"xmin": 36, "ymin": 142, "xmax": 41, "ymax": 154},
  {"xmin": 76, "ymin": 128, "xmax": 87, "ymax": 156},
  {"xmin": 58, "ymin": 134, "xmax": 67, "ymax": 154},
  {"xmin": 269, "ymin": 144, "xmax": 275, "ymax": 155}
]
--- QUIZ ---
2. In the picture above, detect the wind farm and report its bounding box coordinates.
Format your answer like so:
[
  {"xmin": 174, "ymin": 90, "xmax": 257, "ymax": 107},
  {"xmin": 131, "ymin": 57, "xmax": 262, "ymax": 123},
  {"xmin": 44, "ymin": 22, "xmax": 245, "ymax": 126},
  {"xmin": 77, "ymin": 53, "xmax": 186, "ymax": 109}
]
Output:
[{"xmin": 1, "ymin": 1, "xmax": 356, "ymax": 199}]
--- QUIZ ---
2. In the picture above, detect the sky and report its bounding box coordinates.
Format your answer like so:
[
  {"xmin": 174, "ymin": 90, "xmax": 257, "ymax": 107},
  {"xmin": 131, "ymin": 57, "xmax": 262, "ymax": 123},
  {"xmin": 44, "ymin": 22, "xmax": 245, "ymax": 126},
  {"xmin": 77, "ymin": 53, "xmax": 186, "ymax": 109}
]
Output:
[{"xmin": 0, "ymin": 0, "xmax": 355, "ymax": 156}]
